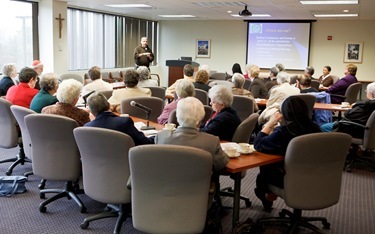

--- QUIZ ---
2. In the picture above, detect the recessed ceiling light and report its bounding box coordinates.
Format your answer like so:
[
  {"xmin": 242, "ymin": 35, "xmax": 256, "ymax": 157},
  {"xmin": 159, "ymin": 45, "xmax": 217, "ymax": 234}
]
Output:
[
  {"xmin": 227, "ymin": 11, "xmax": 232, "ymax": 13},
  {"xmin": 314, "ymin": 13, "xmax": 358, "ymax": 17},
  {"xmin": 159, "ymin": 15, "xmax": 196, "ymax": 18},
  {"xmin": 106, "ymin": 4, "xmax": 152, "ymax": 8},
  {"xmin": 300, "ymin": 1, "xmax": 358, "ymax": 4},
  {"xmin": 231, "ymin": 14, "xmax": 271, "ymax": 17},
  {"xmin": 343, "ymin": 9, "xmax": 349, "ymax": 12}
]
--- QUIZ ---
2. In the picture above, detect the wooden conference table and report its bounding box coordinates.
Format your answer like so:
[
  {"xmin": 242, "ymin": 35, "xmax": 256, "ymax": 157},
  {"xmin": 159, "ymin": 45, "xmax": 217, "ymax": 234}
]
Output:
[
  {"xmin": 128, "ymin": 115, "xmax": 283, "ymax": 228},
  {"xmin": 256, "ymin": 99, "xmax": 351, "ymax": 112}
]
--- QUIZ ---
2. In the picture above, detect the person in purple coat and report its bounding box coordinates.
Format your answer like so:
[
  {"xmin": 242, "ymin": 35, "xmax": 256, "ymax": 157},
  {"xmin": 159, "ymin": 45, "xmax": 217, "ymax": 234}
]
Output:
[{"xmin": 325, "ymin": 64, "xmax": 358, "ymax": 104}]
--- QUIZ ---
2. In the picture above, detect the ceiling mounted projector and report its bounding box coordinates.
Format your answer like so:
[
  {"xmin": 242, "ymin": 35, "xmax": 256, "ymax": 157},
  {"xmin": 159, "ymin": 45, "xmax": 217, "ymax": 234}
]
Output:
[{"xmin": 239, "ymin": 5, "xmax": 252, "ymax": 16}]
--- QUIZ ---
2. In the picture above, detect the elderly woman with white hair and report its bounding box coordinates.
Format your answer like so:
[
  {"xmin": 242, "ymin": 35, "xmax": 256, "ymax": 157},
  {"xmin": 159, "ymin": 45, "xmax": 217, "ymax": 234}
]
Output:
[
  {"xmin": 231, "ymin": 73, "xmax": 258, "ymax": 112},
  {"xmin": 155, "ymin": 96, "xmax": 228, "ymax": 173},
  {"xmin": 157, "ymin": 79, "xmax": 195, "ymax": 125},
  {"xmin": 30, "ymin": 73, "xmax": 59, "ymax": 113},
  {"xmin": 42, "ymin": 79, "xmax": 90, "ymax": 126},
  {"xmin": 137, "ymin": 66, "xmax": 158, "ymax": 87},
  {"xmin": 0, "ymin": 63, "xmax": 17, "ymax": 96},
  {"xmin": 200, "ymin": 85, "xmax": 241, "ymax": 141},
  {"xmin": 258, "ymin": 71, "xmax": 300, "ymax": 125}
]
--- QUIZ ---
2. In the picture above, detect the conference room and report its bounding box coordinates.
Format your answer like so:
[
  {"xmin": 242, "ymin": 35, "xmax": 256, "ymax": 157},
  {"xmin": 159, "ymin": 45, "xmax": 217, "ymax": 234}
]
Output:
[{"xmin": 1, "ymin": 0, "xmax": 375, "ymax": 233}]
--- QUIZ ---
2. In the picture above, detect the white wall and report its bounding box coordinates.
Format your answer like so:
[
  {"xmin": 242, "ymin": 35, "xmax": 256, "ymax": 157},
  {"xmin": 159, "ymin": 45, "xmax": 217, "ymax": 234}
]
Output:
[{"xmin": 157, "ymin": 19, "xmax": 375, "ymax": 87}]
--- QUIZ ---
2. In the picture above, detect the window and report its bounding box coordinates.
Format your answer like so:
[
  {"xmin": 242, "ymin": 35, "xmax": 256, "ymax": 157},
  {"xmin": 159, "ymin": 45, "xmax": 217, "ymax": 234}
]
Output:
[
  {"xmin": 0, "ymin": 0, "xmax": 37, "ymax": 72},
  {"xmin": 68, "ymin": 8, "xmax": 158, "ymax": 70}
]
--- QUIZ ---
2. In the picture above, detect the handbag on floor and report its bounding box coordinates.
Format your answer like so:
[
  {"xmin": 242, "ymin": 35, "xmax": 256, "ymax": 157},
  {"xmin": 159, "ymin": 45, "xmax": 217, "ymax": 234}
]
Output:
[{"xmin": 0, "ymin": 176, "xmax": 27, "ymax": 197}]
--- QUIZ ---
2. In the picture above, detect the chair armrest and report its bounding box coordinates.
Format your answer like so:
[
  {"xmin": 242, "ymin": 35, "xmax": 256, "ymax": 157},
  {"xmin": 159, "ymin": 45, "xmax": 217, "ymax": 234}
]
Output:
[
  {"xmin": 126, "ymin": 177, "xmax": 131, "ymax": 190},
  {"xmin": 338, "ymin": 120, "xmax": 368, "ymax": 130},
  {"xmin": 329, "ymin": 93, "xmax": 346, "ymax": 99}
]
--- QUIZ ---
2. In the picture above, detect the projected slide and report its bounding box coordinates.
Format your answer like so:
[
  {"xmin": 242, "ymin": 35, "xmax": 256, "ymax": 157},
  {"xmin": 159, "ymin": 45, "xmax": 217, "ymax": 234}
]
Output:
[{"xmin": 247, "ymin": 22, "xmax": 311, "ymax": 70}]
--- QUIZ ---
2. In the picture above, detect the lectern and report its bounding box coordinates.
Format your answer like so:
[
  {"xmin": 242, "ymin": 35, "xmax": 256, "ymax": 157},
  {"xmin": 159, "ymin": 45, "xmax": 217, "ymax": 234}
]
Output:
[{"xmin": 166, "ymin": 60, "xmax": 199, "ymax": 86}]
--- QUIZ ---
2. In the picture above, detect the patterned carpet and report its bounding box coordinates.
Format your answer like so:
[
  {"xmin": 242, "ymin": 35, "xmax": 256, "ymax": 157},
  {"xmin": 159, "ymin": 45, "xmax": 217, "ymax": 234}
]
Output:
[{"xmin": 1, "ymin": 146, "xmax": 374, "ymax": 234}]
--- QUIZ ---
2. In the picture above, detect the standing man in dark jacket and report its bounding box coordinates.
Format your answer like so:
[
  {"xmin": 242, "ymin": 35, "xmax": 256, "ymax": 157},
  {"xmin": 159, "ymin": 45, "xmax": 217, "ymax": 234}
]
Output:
[{"xmin": 134, "ymin": 37, "xmax": 154, "ymax": 68}]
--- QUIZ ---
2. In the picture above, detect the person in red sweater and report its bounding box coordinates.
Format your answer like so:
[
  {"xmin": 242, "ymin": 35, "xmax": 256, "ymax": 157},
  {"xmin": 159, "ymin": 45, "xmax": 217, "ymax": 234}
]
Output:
[{"xmin": 6, "ymin": 67, "xmax": 38, "ymax": 108}]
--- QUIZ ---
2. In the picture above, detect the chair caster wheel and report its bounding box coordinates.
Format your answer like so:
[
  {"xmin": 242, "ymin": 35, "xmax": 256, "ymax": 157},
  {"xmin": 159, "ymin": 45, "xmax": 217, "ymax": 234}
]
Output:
[
  {"xmin": 5, "ymin": 171, "xmax": 12, "ymax": 176},
  {"xmin": 40, "ymin": 193, "xmax": 45, "ymax": 199},
  {"xmin": 39, "ymin": 206, "xmax": 47, "ymax": 213},
  {"xmin": 80, "ymin": 207, "xmax": 86, "ymax": 213},
  {"xmin": 80, "ymin": 222, "xmax": 89, "ymax": 229},
  {"xmin": 38, "ymin": 179, "xmax": 46, "ymax": 189},
  {"xmin": 245, "ymin": 200, "xmax": 252, "ymax": 207}
]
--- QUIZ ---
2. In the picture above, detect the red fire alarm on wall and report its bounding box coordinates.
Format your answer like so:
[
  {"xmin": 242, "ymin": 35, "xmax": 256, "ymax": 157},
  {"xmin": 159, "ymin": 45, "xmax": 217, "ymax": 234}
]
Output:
[{"xmin": 327, "ymin": 36, "xmax": 333, "ymax": 40}]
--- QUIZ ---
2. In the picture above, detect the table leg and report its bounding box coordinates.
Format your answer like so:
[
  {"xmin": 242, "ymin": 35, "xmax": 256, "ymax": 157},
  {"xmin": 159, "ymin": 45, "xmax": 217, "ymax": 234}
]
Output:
[{"xmin": 232, "ymin": 172, "xmax": 242, "ymax": 230}]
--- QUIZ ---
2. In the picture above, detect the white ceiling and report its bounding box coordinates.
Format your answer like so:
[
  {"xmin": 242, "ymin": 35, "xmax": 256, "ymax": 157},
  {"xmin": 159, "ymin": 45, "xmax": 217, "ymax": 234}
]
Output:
[{"xmin": 61, "ymin": 0, "xmax": 375, "ymax": 21}]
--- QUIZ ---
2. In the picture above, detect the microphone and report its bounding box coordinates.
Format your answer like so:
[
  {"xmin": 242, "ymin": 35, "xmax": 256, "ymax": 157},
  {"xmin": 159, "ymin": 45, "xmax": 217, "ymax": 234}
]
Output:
[
  {"xmin": 130, "ymin": 101, "xmax": 151, "ymax": 113},
  {"xmin": 82, "ymin": 90, "xmax": 96, "ymax": 107},
  {"xmin": 130, "ymin": 101, "xmax": 155, "ymax": 130}
]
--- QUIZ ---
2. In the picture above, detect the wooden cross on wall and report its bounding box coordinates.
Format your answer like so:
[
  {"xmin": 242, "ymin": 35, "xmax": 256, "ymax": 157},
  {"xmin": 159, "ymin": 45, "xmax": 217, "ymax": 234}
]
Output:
[{"xmin": 55, "ymin": 14, "xmax": 65, "ymax": 38}]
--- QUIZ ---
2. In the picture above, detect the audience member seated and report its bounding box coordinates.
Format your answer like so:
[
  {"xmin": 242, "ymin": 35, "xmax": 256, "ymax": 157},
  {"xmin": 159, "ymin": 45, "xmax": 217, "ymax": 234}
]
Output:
[
  {"xmin": 6, "ymin": 67, "xmax": 38, "ymax": 108},
  {"xmin": 243, "ymin": 63, "xmax": 255, "ymax": 79},
  {"xmin": 137, "ymin": 66, "xmax": 158, "ymax": 87},
  {"xmin": 325, "ymin": 63, "xmax": 358, "ymax": 104},
  {"xmin": 318, "ymin": 65, "xmax": 334, "ymax": 88},
  {"xmin": 275, "ymin": 63, "xmax": 285, "ymax": 72},
  {"xmin": 265, "ymin": 66, "xmax": 279, "ymax": 91},
  {"xmin": 193, "ymin": 70, "xmax": 211, "ymax": 92},
  {"xmin": 231, "ymin": 73, "xmax": 258, "ymax": 112},
  {"xmin": 85, "ymin": 92, "xmax": 154, "ymax": 145},
  {"xmin": 42, "ymin": 79, "xmax": 90, "ymax": 126},
  {"xmin": 254, "ymin": 96, "xmax": 321, "ymax": 211},
  {"xmin": 81, "ymin": 66, "xmax": 112, "ymax": 97},
  {"xmin": 108, "ymin": 69, "xmax": 151, "ymax": 113},
  {"xmin": 166, "ymin": 64, "xmax": 195, "ymax": 96},
  {"xmin": 0, "ymin": 63, "xmax": 17, "ymax": 96},
  {"xmin": 321, "ymin": 82, "xmax": 375, "ymax": 138},
  {"xmin": 157, "ymin": 79, "xmax": 195, "ymax": 125},
  {"xmin": 232, "ymin": 63, "xmax": 243, "ymax": 75},
  {"xmin": 200, "ymin": 85, "xmax": 241, "ymax": 141},
  {"xmin": 30, "ymin": 60, "xmax": 43, "ymax": 90},
  {"xmin": 258, "ymin": 71, "xmax": 300, "ymax": 125},
  {"xmin": 155, "ymin": 96, "xmax": 228, "ymax": 175},
  {"xmin": 249, "ymin": 65, "xmax": 268, "ymax": 99},
  {"xmin": 304, "ymin": 66, "xmax": 316, "ymax": 80},
  {"xmin": 296, "ymin": 75, "xmax": 318, "ymax": 93},
  {"xmin": 30, "ymin": 73, "xmax": 59, "ymax": 113}
]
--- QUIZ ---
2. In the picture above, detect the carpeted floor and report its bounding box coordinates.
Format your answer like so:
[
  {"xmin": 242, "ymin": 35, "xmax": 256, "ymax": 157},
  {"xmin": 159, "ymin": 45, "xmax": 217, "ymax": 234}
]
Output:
[{"xmin": 1, "ymin": 146, "xmax": 375, "ymax": 234}]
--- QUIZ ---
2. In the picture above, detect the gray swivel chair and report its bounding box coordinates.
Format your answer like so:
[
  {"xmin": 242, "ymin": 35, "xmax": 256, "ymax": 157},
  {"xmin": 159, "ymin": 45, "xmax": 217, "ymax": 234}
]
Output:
[
  {"xmin": 101, "ymin": 71, "xmax": 111, "ymax": 83},
  {"xmin": 120, "ymin": 96, "xmax": 164, "ymax": 122},
  {"xmin": 310, "ymin": 80, "xmax": 320, "ymax": 91},
  {"xmin": 99, "ymin": 90, "xmax": 113, "ymax": 99},
  {"xmin": 150, "ymin": 73, "xmax": 161, "ymax": 86},
  {"xmin": 218, "ymin": 113, "xmax": 260, "ymax": 208},
  {"xmin": 330, "ymin": 82, "xmax": 362, "ymax": 104},
  {"xmin": 25, "ymin": 114, "xmax": 86, "ymax": 213},
  {"xmin": 232, "ymin": 95, "xmax": 255, "ymax": 122},
  {"xmin": 109, "ymin": 71, "xmax": 123, "ymax": 82},
  {"xmin": 339, "ymin": 110, "xmax": 375, "ymax": 172},
  {"xmin": 195, "ymin": 89, "xmax": 209, "ymax": 105},
  {"xmin": 129, "ymin": 145, "xmax": 212, "ymax": 233},
  {"xmin": 73, "ymin": 127, "xmax": 134, "ymax": 233},
  {"xmin": 290, "ymin": 94, "xmax": 316, "ymax": 120},
  {"xmin": 0, "ymin": 99, "xmax": 30, "ymax": 175},
  {"xmin": 210, "ymin": 72, "xmax": 228, "ymax": 81},
  {"xmin": 146, "ymin": 86, "xmax": 166, "ymax": 102},
  {"xmin": 257, "ymin": 132, "xmax": 352, "ymax": 233},
  {"xmin": 60, "ymin": 73, "xmax": 84, "ymax": 84}
]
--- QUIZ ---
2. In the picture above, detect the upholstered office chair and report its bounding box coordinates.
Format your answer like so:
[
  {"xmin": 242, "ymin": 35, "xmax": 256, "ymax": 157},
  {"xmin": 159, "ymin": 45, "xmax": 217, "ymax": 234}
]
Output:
[
  {"xmin": 195, "ymin": 89, "xmax": 209, "ymax": 105},
  {"xmin": 330, "ymin": 82, "xmax": 362, "ymax": 104},
  {"xmin": 120, "ymin": 96, "xmax": 164, "ymax": 122},
  {"xmin": 168, "ymin": 105, "xmax": 213, "ymax": 128},
  {"xmin": 257, "ymin": 132, "xmax": 352, "ymax": 233},
  {"xmin": 150, "ymin": 73, "xmax": 161, "ymax": 86},
  {"xmin": 99, "ymin": 90, "xmax": 113, "ymax": 99},
  {"xmin": 129, "ymin": 145, "xmax": 212, "ymax": 233},
  {"xmin": 25, "ymin": 114, "xmax": 86, "ymax": 213},
  {"xmin": 73, "ymin": 127, "xmax": 134, "ymax": 233},
  {"xmin": 289, "ymin": 75, "xmax": 298, "ymax": 85},
  {"xmin": 109, "ymin": 71, "xmax": 123, "ymax": 82},
  {"xmin": 0, "ymin": 99, "xmax": 31, "ymax": 176},
  {"xmin": 339, "ymin": 110, "xmax": 375, "ymax": 172},
  {"xmin": 210, "ymin": 72, "xmax": 228, "ymax": 80},
  {"xmin": 232, "ymin": 95, "xmax": 255, "ymax": 122},
  {"xmin": 218, "ymin": 113, "xmax": 260, "ymax": 208},
  {"xmin": 290, "ymin": 94, "xmax": 316, "ymax": 120},
  {"xmin": 60, "ymin": 73, "xmax": 84, "ymax": 84},
  {"xmin": 145, "ymin": 86, "xmax": 166, "ymax": 102},
  {"xmin": 10, "ymin": 106, "xmax": 36, "ymax": 177},
  {"xmin": 101, "ymin": 71, "xmax": 111, "ymax": 83},
  {"xmin": 310, "ymin": 80, "xmax": 320, "ymax": 91}
]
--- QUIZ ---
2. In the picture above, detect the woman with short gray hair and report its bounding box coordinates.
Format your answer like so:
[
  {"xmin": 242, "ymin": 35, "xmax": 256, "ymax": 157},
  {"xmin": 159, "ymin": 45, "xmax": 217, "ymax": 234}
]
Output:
[
  {"xmin": 30, "ymin": 73, "xmax": 59, "ymax": 113},
  {"xmin": 137, "ymin": 66, "xmax": 158, "ymax": 87},
  {"xmin": 200, "ymin": 85, "xmax": 241, "ymax": 141},
  {"xmin": 231, "ymin": 73, "xmax": 258, "ymax": 112},
  {"xmin": 0, "ymin": 63, "xmax": 17, "ymax": 96},
  {"xmin": 42, "ymin": 79, "xmax": 90, "ymax": 126}
]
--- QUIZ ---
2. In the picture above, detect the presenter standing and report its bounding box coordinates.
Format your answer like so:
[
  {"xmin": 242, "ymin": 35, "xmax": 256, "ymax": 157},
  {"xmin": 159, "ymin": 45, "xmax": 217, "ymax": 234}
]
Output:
[{"xmin": 133, "ymin": 37, "xmax": 154, "ymax": 68}]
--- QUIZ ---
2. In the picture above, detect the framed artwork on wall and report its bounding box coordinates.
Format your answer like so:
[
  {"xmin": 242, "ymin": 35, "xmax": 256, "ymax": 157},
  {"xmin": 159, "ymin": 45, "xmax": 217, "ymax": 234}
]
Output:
[
  {"xmin": 196, "ymin": 39, "xmax": 211, "ymax": 58},
  {"xmin": 344, "ymin": 42, "xmax": 363, "ymax": 63}
]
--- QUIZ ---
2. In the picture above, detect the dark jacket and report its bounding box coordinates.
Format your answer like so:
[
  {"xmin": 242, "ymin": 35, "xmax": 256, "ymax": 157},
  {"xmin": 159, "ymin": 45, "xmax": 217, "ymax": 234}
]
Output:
[
  {"xmin": 327, "ymin": 74, "xmax": 357, "ymax": 104},
  {"xmin": 249, "ymin": 77, "xmax": 268, "ymax": 98},
  {"xmin": 0, "ymin": 76, "xmax": 15, "ymax": 96}
]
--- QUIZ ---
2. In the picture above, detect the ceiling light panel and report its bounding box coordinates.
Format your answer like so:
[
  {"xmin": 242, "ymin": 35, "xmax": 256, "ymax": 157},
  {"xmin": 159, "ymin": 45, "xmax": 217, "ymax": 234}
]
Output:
[{"xmin": 300, "ymin": 1, "xmax": 358, "ymax": 5}]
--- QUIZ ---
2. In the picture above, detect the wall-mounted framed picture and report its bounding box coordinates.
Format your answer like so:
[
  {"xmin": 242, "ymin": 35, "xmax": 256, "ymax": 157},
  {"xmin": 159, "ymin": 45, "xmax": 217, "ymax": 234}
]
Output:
[
  {"xmin": 196, "ymin": 39, "xmax": 211, "ymax": 58},
  {"xmin": 344, "ymin": 42, "xmax": 363, "ymax": 63}
]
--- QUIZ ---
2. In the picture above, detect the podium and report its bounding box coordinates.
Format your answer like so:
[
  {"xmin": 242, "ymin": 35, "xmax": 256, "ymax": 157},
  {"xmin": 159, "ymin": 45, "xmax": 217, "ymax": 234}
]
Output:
[{"xmin": 166, "ymin": 60, "xmax": 199, "ymax": 86}]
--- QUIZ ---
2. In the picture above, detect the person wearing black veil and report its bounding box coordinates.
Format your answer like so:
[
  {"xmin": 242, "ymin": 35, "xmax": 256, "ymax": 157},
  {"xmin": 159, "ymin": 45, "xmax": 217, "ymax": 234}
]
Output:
[
  {"xmin": 232, "ymin": 63, "xmax": 243, "ymax": 74},
  {"xmin": 253, "ymin": 96, "xmax": 321, "ymax": 211}
]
